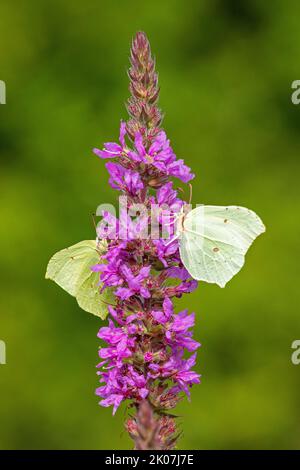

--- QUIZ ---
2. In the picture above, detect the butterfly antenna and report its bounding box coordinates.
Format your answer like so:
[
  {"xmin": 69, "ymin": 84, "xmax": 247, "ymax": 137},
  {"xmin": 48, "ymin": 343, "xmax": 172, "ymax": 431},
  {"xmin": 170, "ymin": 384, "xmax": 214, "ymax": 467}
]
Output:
[
  {"xmin": 91, "ymin": 213, "xmax": 97, "ymax": 232},
  {"xmin": 188, "ymin": 183, "xmax": 193, "ymax": 205}
]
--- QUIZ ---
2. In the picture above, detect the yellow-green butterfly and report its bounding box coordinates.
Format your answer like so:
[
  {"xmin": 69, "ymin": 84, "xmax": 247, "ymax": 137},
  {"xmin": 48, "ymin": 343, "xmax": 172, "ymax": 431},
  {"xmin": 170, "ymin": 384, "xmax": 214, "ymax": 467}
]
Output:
[
  {"xmin": 176, "ymin": 205, "xmax": 265, "ymax": 288},
  {"xmin": 45, "ymin": 239, "xmax": 113, "ymax": 319}
]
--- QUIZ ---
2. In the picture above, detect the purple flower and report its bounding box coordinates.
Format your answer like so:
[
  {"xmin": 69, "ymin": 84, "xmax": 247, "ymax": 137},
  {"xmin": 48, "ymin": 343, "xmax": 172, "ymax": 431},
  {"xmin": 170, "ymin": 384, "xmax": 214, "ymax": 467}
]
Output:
[
  {"xmin": 96, "ymin": 363, "xmax": 149, "ymax": 415},
  {"xmin": 166, "ymin": 310, "xmax": 200, "ymax": 352},
  {"xmin": 107, "ymin": 305, "xmax": 136, "ymax": 327},
  {"xmin": 173, "ymin": 354, "xmax": 201, "ymax": 398},
  {"xmin": 149, "ymin": 353, "xmax": 200, "ymax": 399},
  {"xmin": 96, "ymin": 367, "xmax": 126, "ymax": 415},
  {"xmin": 144, "ymin": 352, "xmax": 153, "ymax": 362},
  {"xmin": 92, "ymin": 257, "xmax": 123, "ymax": 287},
  {"xmin": 115, "ymin": 265, "xmax": 151, "ymax": 300},
  {"xmin": 99, "ymin": 335, "xmax": 133, "ymax": 367},
  {"xmin": 165, "ymin": 279, "xmax": 198, "ymax": 297},
  {"xmin": 130, "ymin": 131, "xmax": 175, "ymax": 166},
  {"xmin": 156, "ymin": 182, "xmax": 183, "ymax": 209},
  {"xmin": 167, "ymin": 159, "xmax": 194, "ymax": 183},
  {"xmin": 98, "ymin": 319, "xmax": 126, "ymax": 345},
  {"xmin": 94, "ymin": 122, "xmax": 194, "ymax": 183},
  {"xmin": 106, "ymin": 162, "xmax": 144, "ymax": 195},
  {"xmin": 93, "ymin": 122, "xmax": 127, "ymax": 159},
  {"xmin": 170, "ymin": 309, "xmax": 195, "ymax": 332},
  {"xmin": 153, "ymin": 239, "xmax": 179, "ymax": 267},
  {"xmin": 99, "ymin": 393, "xmax": 124, "ymax": 415},
  {"xmin": 166, "ymin": 266, "xmax": 191, "ymax": 281},
  {"xmin": 152, "ymin": 297, "xmax": 173, "ymax": 324},
  {"xmin": 130, "ymin": 131, "xmax": 194, "ymax": 183},
  {"xmin": 125, "ymin": 366, "xmax": 149, "ymax": 399}
]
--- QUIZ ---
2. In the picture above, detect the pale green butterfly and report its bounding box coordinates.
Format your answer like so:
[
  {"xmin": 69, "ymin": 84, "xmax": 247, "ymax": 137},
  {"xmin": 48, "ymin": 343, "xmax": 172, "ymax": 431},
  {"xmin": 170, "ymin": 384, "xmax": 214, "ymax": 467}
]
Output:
[
  {"xmin": 45, "ymin": 239, "xmax": 114, "ymax": 319},
  {"xmin": 174, "ymin": 205, "xmax": 265, "ymax": 288}
]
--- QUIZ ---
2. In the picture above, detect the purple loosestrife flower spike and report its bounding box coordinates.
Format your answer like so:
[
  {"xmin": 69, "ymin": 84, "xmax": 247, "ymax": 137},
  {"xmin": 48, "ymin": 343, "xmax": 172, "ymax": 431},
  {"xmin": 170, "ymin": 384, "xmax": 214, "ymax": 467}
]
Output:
[
  {"xmin": 126, "ymin": 32, "xmax": 162, "ymax": 148},
  {"xmin": 94, "ymin": 32, "xmax": 200, "ymax": 450}
]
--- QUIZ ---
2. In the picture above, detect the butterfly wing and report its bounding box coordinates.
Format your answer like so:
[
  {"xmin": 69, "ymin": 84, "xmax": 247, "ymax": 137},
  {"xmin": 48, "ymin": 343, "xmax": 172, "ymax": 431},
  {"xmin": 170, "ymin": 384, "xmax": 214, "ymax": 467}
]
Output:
[
  {"xmin": 179, "ymin": 205, "xmax": 265, "ymax": 287},
  {"xmin": 46, "ymin": 240, "xmax": 98, "ymax": 296},
  {"xmin": 46, "ymin": 240, "xmax": 112, "ymax": 318},
  {"xmin": 76, "ymin": 270, "xmax": 114, "ymax": 319}
]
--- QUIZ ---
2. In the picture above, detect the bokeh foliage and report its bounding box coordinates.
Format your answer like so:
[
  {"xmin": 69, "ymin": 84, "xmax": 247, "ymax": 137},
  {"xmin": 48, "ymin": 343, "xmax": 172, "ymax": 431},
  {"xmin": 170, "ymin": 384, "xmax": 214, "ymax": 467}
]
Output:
[{"xmin": 0, "ymin": 0, "xmax": 299, "ymax": 449}]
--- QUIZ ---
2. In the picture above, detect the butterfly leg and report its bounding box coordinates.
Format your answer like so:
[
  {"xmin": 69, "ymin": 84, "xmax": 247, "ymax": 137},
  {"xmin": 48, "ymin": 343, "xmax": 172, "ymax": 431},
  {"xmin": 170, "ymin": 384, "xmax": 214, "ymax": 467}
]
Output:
[{"xmin": 163, "ymin": 233, "xmax": 180, "ymax": 247}]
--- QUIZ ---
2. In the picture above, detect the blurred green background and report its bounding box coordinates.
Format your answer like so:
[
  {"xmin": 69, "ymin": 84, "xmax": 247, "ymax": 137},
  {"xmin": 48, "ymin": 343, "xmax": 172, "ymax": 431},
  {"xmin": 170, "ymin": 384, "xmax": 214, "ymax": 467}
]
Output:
[{"xmin": 0, "ymin": 0, "xmax": 300, "ymax": 450}]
